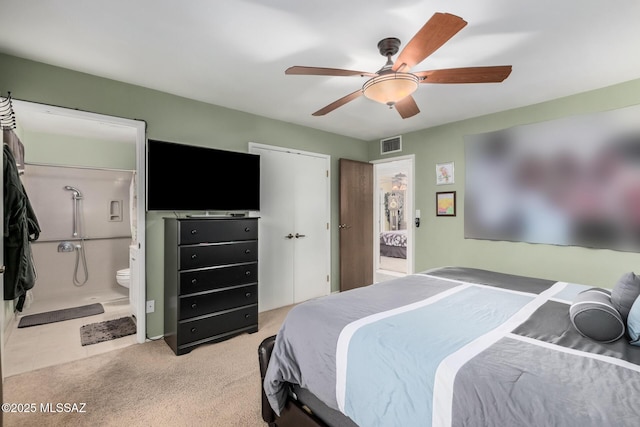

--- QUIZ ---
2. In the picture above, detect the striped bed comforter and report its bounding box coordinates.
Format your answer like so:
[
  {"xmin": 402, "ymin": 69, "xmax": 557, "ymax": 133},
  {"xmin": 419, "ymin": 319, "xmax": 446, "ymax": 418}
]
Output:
[{"xmin": 263, "ymin": 267, "xmax": 640, "ymax": 426}]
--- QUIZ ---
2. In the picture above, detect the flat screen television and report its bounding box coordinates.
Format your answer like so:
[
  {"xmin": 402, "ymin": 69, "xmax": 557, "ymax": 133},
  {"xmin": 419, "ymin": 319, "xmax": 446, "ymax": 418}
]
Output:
[{"xmin": 146, "ymin": 139, "xmax": 260, "ymax": 212}]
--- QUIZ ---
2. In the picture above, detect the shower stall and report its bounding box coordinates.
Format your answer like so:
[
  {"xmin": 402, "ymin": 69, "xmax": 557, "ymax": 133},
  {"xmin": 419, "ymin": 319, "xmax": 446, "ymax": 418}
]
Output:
[{"xmin": 20, "ymin": 164, "xmax": 136, "ymax": 315}]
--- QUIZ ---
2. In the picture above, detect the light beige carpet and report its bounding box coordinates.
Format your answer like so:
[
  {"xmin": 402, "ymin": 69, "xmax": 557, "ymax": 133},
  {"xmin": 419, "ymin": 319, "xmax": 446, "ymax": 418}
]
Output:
[{"xmin": 3, "ymin": 304, "xmax": 294, "ymax": 427}]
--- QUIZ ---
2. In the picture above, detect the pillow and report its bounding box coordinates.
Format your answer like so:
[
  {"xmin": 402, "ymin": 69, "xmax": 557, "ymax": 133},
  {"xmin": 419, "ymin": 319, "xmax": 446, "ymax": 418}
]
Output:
[
  {"xmin": 569, "ymin": 288, "xmax": 625, "ymax": 343},
  {"xmin": 611, "ymin": 272, "xmax": 640, "ymax": 322},
  {"xmin": 628, "ymin": 295, "xmax": 640, "ymax": 346}
]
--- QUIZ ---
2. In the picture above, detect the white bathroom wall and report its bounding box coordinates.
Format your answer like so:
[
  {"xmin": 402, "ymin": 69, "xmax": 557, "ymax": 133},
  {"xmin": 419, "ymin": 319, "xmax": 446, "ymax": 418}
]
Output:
[
  {"xmin": 30, "ymin": 239, "xmax": 129, "ymax": 302},
  {"xmin": 22, "ymin": 164, "xmax": 132, "ymax": 241},
  {"xmin": 21, "ymin": 164, "xmax": 134, "ymax": 309}
]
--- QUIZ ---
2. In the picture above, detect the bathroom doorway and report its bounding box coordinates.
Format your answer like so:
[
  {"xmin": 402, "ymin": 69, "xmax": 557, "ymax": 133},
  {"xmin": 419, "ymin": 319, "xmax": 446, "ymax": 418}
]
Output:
[
  {"xmin": 2, "ymin": 100, "xmax": 146, "ymax": 376},
  {"xmin": 373, "ymin": 156, "xmax": 414, "ymax": 282}
]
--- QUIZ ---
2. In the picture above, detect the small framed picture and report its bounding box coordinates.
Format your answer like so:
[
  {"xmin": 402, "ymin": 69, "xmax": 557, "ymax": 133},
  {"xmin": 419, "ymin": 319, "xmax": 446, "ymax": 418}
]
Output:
[
  {"xmin": 436, "ymin": 162, "xmax": 455, "ymax": 185},
  {"xmin": 436, "ymin": 191, "xmax": 456, "ymax": 216}
]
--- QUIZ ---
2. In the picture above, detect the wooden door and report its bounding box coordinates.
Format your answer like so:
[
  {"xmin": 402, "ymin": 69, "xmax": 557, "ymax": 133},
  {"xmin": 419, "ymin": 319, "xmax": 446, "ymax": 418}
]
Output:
[{"xmin": 339, "ymin": 159, "xmax": 373, "ymax": 291}]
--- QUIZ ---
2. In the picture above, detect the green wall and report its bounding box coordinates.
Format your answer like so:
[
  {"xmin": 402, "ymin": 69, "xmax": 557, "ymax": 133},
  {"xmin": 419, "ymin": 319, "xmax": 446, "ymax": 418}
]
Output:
[
  {"xmin": 1, "ymin": 53, "xmax": 368, "ymax": 338},
  {"xmin": 5, "ymin": 51, "xmax": 640, "ymax": 339},
  {"xmin": 368, "ymin": 78, "xmax": 640, "ymax": 287},
  {"xmin": 22, "ymin": 131, "xmax": 136, "ymax": 169}
]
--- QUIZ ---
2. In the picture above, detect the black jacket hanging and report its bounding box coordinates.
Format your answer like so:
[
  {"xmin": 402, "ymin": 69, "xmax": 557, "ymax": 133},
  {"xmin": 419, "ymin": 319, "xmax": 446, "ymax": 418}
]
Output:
[{"xmin": 3, "ymin": 143, "xmax": 40, "ymax": 311}]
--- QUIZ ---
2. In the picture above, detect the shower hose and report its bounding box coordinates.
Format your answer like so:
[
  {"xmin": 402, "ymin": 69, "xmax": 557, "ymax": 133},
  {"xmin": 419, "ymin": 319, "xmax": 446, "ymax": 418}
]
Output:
[{"xmin": 73, "ymin": 240, "xmax": 89, "ymax": 286}]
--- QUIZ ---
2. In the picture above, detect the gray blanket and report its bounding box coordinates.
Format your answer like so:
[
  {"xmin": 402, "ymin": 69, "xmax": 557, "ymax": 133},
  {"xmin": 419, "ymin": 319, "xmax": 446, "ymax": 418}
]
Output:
[
  {"xmin": 264, "ymin": 274, "xmax": 458, "ymax": 413},
  {"xmin": 263, "ymin": 267, "xmax": 640, "ymax": 426}
]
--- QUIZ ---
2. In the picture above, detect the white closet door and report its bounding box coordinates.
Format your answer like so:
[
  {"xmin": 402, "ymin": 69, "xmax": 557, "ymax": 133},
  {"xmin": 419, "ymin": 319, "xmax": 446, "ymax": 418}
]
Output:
[
  {"xmin": 292, "ymin": 154, "xmax": 330, "ymax": 303},
  {"xmin": 255, "ymin": 148, "xmax": 295, "ymax": 312},
  {"xmin": 251, "ymin": 145, "xmax": 330, "ymax": 312}
]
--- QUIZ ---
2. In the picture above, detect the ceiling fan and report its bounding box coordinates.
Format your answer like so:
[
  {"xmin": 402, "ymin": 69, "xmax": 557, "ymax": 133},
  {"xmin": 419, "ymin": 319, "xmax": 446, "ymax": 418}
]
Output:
[{"xmin": 285, "ymin": 12, "xmax": 512, "ymax": 119}]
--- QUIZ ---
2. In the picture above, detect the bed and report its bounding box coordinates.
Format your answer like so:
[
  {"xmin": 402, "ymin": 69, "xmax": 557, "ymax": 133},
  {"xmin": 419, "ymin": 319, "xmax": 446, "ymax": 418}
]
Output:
[
  {"xmin": 259, "ymin": 266, "xmax": 640, "ymax": 427},
  {"xmin": 379, "ymin": 229, "xmax": 407, "ymax": 259}
]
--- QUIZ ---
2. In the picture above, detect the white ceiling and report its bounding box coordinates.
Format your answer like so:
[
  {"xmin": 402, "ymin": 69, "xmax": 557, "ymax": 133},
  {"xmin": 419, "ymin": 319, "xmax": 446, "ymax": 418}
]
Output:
[{"xmin": 1, "ymin": 0, "xmax": 640, "ymax": 142}]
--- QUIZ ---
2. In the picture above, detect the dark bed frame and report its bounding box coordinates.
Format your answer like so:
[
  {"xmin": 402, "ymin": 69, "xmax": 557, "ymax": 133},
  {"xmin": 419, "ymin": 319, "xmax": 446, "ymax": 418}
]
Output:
[{"xmin": 259, "ymin": 335, "xmax": 330, "ymax": 427}]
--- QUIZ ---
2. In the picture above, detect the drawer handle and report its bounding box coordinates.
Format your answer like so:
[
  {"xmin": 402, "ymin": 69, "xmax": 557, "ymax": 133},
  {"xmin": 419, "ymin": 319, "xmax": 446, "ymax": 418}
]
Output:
[
  {"xmin": 245, "ymin": 292, "xmax": 251, "ymax": 298},
  {"xmin": 244, "ymin": 249, "xmax": 251, "ymax": 254},
  {"xmin": 245, "ymin": 271, "xmax": 251, "ymax": 276},
  {"xmin": 191, "ymin": 278, "xmax": 197, "ymax": 285},
  {"xmin": 244, "ymin": 227, "xmax": 251, "ymax": 232},
  {"xmin": 190, "ymin": 229, "xmax": 197, "ymax": 235},
  {"xmin": 191, "ymin": 254, "xmax": 198, "ymax": 260},
  {"xmin": 191, "ymin": 303, "xmax": 197, "ymax": 309},
  {"xmin": 245, "ymin": 314, "xmax": 251, "ymax": 319},
  {"xmin": 191, "ymin": 327, "xmax": 197, "ymax": 333}
]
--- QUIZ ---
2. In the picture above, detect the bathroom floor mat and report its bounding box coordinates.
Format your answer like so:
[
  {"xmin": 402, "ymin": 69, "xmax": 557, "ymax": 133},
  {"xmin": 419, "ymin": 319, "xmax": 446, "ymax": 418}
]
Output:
[
  {"xmin": 80, "ymin": 316, "xmax": 136, "ymax": 346},
  {"xmin": 18, "ymin": 303, "xmax": 104, "ymax": 328}
]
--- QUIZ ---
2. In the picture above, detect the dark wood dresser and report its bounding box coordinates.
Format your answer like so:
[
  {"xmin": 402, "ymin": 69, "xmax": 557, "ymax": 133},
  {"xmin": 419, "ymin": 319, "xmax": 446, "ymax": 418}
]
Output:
[{"xmin": 164, "ymin": 217, "xmax": 259, "ymax": 355}]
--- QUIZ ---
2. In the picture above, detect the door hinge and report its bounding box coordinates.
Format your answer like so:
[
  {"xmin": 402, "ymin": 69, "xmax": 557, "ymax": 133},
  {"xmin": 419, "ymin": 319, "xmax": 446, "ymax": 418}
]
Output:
[
  {"xmin": 326, "ymin": 170, "xmax": 329, "ymax": 177},
  {"xmin": 327, "ymin": 222, "xmax": 329, "ymax": 230},
  {"xmin": 327, "ymin": 275, "xmax": 330, "ymax": 282}
]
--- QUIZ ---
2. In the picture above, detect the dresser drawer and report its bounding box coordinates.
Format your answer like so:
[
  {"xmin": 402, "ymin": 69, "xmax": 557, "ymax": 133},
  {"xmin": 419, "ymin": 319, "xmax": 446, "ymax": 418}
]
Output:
[
  {"xmin": 178, "ymin": 305, "xmax": 257, "ymax": 345},
  {"xmin": 179, "ymin": 263, "xmax": 257, "ymax": 295},
  {"xmin": 178, "ymin": 219, "xmax": 258, "ymax": 245},
  {"xmin": 179, "ymin": 284, "xmax": 258, "ymax": 320},
  {"xmin": 179, "ymin": 241, "xmax": 257, "ymax": 270}
]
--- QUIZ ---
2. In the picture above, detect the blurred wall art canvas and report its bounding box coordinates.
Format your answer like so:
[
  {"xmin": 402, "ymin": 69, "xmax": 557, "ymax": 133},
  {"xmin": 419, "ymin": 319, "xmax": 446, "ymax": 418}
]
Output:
[{"xmin": 464, "ymin": 104, "xmax": 640, "ymax": 252}]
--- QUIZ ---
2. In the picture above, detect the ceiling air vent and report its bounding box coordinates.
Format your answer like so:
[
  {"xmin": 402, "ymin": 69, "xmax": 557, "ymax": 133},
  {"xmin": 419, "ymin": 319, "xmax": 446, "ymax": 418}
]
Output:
[{"xmin": 380, "ymin": 135, "xmax": 402, "ymax": 154}]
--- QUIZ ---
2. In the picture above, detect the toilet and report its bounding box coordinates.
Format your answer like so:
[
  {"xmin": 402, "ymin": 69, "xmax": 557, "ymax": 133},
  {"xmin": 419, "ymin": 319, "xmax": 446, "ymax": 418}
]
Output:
[
  {"xmin": 116, "ymin": 268, "xmax": 130, "ymax": 288},
  {"xmin": 116, "ymin": 244, "xmax": 138, "ymax": 319}
]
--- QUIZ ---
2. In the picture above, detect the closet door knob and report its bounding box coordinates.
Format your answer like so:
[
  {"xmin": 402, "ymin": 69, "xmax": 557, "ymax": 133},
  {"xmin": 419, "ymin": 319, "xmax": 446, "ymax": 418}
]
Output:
[
  {"xmin": 285, "ymin": 233, "xmax": 294, "ymax": 239},
  {"xmin": 295, "ymin": 233, "xmax": 306, "ymax": 238}
]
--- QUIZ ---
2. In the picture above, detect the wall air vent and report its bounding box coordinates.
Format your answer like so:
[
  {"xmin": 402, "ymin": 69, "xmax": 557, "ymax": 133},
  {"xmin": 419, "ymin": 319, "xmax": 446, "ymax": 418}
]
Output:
[{"xmin": 380, "ymin": 135, "xmax": 402, "ymax": 154}]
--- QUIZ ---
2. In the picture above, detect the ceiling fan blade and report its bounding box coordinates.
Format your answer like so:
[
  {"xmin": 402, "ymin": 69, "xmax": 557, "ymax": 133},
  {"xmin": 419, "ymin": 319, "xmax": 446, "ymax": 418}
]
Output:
[
  {"xmin": 393, "ymin": 13, "xmax": 467, "ymax": 72},
  {"xmin": 414, "ymin": 66, "xmax": 512, "ymax": 83},
  {"xmin": 312, "ymin": 90, "xmax": 363, "ymax": 116},
  {"xmin": 395, "ymin": 96, "xmax": 420, "ymax": 119},
  {"xmin": 286, "ymin": 66, "xmax": 377, "ymax": 77}
]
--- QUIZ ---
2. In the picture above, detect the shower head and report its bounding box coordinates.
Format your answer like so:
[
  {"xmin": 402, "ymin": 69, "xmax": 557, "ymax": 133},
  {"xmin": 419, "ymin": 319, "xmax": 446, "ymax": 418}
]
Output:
[{"xmin": 64, "ymin": 185, "xmax": 83, "ymax": 199}]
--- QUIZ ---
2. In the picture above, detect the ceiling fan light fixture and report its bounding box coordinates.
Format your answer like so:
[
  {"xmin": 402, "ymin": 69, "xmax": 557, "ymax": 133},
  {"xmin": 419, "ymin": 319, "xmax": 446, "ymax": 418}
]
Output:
[{"xmin": 362, "ymin": 73, "xmax": 419, "ymax": 106}]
